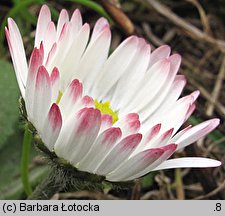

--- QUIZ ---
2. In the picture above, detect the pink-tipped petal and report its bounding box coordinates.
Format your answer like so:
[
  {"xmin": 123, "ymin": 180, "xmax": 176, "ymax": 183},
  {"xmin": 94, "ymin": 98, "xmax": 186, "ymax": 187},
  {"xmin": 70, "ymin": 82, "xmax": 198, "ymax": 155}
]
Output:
[
  {"xmin": 90, "ymin": 17, "xmax": 110, "ymax": 43},
  {"xmin": 138, "ymin": 68, "xmax": 185, "ymax": 123},
  {"xmin": 150, "ymin": 128, "xmax": 174, "ymax": 148},
  {"xmin": 6, "ymin": 18, "xmax": 28, "ymax": 96},
  {"xmin": 96, "ymin": 133, "xmax": 142, "ymax": 175},
  {"xmin": 170, "ymin": 125, "xmax": 192, "ymax": 143},
  {"xmin": 124, "ymin": 59, "xmax": 171, "ymax": 114},
  {"xmin": 79, "ymin": 127, "xmax": 122, "ymax": 172},
  {"xmin": 114, "ymin": 113, "xmax": 140, "ymax": 136},
  {"xmin": 75, "ymin": 25, "xmax": 111, "ymax": 92},
  {"xmin": 106, "ymin": 147, "xmax": 164, "ymax": 181},
  {"xmin": 32, "ymin": 66, "xmax": 52, "ymax": 130},
  {"xmin": 176, "ymin": 119, "xmax": 220, "ymax": 150},
  {"xmin": 55, "ymin": 108, "xmax": 101, "ymax": 165},
  {"xmin": 59, "ymin": 79, "xmax": 83, "ymax": 120},
  {"xmin": 50, "ymin": 67, "xmax": 59, "ymax": 84},
  {"xmin": 45, "ymin": 42, "xmax": 57, "ymax": 67},
  {"xmin": 81, "ymin": 95, "xmax": 94, "ymax": 107},
  {"xmin": 35, "ymin": 5, "xmax": 51, "ymax": 47},
  {"xmin": 145, "ymin": 123, "xmax": 161, "ymax": 142},
  {"xmin": 148, "ymin": 45, "xmax": 171, "ymax": 68},
  {"xmin": 43, "ymin": 21, "xmax": 56, "ymax": 62},
  {"xmin": 28, "ymin": 47, "xmax": 44, "ymax": 79},
  {"xmin": 41, "ymin": 103, "xmax": 62, "ymax": 150},
  {"xmin": 50, "ymin": 67, "xmax": 60, "ymax": 102},
  {"xmin": 71, "ymin": 9, "xmax": 83, "ymax": 34},
  {"xmin": 100, "ymin": 114, "xmax": 113, "ymax": 133},
  {"xmin": 25, "ymin": 47, "xmax": 44, "ymax": 118},
  {"xmin": 124, "ymin": 144, "xmax": 177, "ymax": 181},
  {"xmin": 57, "ymin": 9, "xmax": 69, "ymax": 39},
  {"xmin": 111, "ymin": 38, "xmax": 151, "ymax": 109},
  {"xmin": 57, "ymin": 23, "xmax": 90, "ymax": 90}
]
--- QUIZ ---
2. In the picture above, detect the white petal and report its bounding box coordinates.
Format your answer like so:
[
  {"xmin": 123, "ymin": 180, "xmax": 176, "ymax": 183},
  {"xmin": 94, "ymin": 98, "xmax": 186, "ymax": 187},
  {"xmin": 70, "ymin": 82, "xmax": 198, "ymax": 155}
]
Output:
[
  {"xmin": 148, "ymin": 128, "xmax": 174, "ymax": 148},
  {"xmin": 6, "ymin": 19, "xmax": 28, "ymax": 96},
  {"xmin": 55, "ymin": 23, "xmax": 90, "ymax": 89},
  {"xmin": 148, "ymin": 45, "xmax": 171, "ymax": 68},
  {"xmin": 70, "ymin": 9, "xmax": 83, "ymax": 34},
  {"xmin": 41, "ymin": 103, "xmax": 62, "ymax": 150},
  {"xmin": 152, "ymin": 157, "xmax": 221, "ymax": 171},
  {"xmin": 123, "ymin": 144, "xmax": 177, "ymax": 181},
  {"xmin": 48, "ymin": 22, "xmax": 74, "ymax": 70},
  {"xmin": 56, "ymin": 9, "xmax": 69, "ymax": 39},
  {"xmin": 110, "ymin": 38, "xmax": 151, "ymax": 109},
  {"xmin": 91, "ymin": 36, "xmax": 139, "ymax": 100},
  {"xmin": 114, "ymin": 113, "xmax": 140, "ymax": 137},
  {"xmin": 175, "ymin": 119, "xmax": 220, "ymax": 150},
  {"xmin": 136, "ymin": 54, "xmax": 182, "ymax": 121},
  {"xmin": 35, "ymin": 5, "xmax": 51, "ymax": 47},
  {"xmin": 55, "ymin": 108, "xmax": 101, "ymax": 165},
  {"xmin": 97, "ymin": 134, "xmax": 142, "ymax": 176},
  {"xmin": 50, "ymin": 67, "xmax": 60, "ymax": 102},
  {"xmin": 148, "ymin": 75, "xmax": 186, "ymax": 118},
  {"xmin": 25, "ymin": 47, "xmax": 44, "ymax": 119},
  {"xmin": 78, "ymin": 127, "xmax": 122, "ymax": 172},
  {"xmin": 58, "ymin": 79, "xmax": 83, "ymax": 120},
  {"xmin": 123, "ymin": 59, "xmax": 171, "ymax": 114},
  {"xmin": 132, "ymin": 124, "xmax": 161, "ymax": 155},
  {"xmin": 106, "ymin": 147, "xmax": 165, "ymax": 181},
  {"xmin": 90, "ymin": 17, "xmax": 110, "ymax": 44},
  {"xmin": 76, "ymin": 24, "xmax": 111, "ymax": 93},
  {"xmin": 143, "ymin": 94, "xmax": 193, "ymax": 135},
  {"xmin": 43, "ymin": 21, "xmax": 57, "ymax": 63},
  {"xmin": 32, "ymin": 66, "xmax": 52, "ymax": 131}
]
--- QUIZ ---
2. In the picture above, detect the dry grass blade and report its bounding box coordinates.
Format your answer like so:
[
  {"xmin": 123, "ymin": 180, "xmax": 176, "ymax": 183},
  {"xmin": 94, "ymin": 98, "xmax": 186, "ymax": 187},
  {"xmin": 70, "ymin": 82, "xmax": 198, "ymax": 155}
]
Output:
[
  {"xmin": 145, "ymin": 0, "xmax": 225, "ymax": 53},
  {"xmin": 193, "ymin": 180, "xmax": 225, "ymax": 200},
  {"xmin": 186, "ymin": 0, "xmax": 212, "ymax": 35},
  {"xmin": 206, "ymin": 56, "xmax": 225, "ymax": 116}
]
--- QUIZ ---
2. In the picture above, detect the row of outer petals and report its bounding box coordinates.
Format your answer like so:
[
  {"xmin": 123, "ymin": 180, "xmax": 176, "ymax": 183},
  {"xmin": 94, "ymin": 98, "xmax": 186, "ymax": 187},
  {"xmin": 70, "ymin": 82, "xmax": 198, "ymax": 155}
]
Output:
[{"xmin": 26, "ymin": 60, "xmax": 178, "ymax": 179}]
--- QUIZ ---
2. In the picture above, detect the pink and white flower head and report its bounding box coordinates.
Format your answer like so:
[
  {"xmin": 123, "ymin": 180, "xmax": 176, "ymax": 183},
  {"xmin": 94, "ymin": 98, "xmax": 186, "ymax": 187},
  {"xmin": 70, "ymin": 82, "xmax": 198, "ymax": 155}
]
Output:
[{"xmin": 6, "ymin": 5, "xmax": 221, "ymax": 182}]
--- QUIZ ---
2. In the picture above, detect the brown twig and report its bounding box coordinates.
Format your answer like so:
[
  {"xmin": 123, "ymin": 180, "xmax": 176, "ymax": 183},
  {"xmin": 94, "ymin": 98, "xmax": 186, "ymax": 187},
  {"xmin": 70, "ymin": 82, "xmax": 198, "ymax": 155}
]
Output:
[
  {"xmin": 206, "ymin": 56, "xmax": 225, "ymax": 116},
  {"xmin": 193, "ymin": 180, "xmax": 225, "ymax": 200},
  {"xmin": 181, "ymin": 67, "xmax": 225, "ymax": 117},
  {"xmin": 96, "ymin": 0, "xmax": 135, "ymax": 35},
  {"xmin": 186, "ymin": 145, "xmax": 225, "ymax": 199},
  {"xmin": 131, "ymin": 179, "xmax": 141, "ymax": 200},
  {"xmin": 144, "ymin": 0, "xmax": 225, "ymax": 53},
  {"xmin": 185, "ymin": 0, "xmax": 212, "ymax": 35}
]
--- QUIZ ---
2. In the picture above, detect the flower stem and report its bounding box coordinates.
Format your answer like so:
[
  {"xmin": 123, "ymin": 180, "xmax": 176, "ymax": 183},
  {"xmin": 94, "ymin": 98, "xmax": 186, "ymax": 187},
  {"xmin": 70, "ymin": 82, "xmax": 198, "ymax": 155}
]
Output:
[
  {"xmin": 27, "ymin": 164, "xmax": 105, "ymax": 199},
  {"xmin": 21, "ymin": 123, "xmax": 32, "ymax": 196}
]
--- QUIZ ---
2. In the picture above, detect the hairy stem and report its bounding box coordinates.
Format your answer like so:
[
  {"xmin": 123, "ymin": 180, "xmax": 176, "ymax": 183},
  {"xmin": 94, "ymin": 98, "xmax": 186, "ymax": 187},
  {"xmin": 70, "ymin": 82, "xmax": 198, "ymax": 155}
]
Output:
[
  {"xmin": 27, "ymin": 163, "xmax": 106, "ymax": 200},
  {"xmin": 27, "ymin": 168, "xmax": 63, "ymax": 200}
]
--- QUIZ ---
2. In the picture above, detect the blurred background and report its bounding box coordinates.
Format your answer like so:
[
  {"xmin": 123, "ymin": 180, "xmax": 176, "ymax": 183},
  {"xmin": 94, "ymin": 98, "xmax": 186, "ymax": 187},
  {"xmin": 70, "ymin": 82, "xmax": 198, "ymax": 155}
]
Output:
[{"xmin": 0, "ymin": 0, "xmax": 224, "ymax": 200}]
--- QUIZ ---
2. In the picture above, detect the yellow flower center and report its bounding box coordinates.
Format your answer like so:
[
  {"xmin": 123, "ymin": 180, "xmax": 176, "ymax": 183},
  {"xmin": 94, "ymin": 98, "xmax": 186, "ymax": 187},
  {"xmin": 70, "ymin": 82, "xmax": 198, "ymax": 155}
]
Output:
[
  {"xmin": 94, "ymin": 100, "xmax": 119, "ymax": 124},
  {"xmin": 55, "ymin": 91, "xmax": 119, "ymax": 123}
]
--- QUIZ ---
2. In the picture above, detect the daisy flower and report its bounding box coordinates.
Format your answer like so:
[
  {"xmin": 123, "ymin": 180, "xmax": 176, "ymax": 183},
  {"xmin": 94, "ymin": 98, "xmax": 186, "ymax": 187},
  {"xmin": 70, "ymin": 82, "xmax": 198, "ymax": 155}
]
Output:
[{"xmin": 5, "ymin": 5, "xmax": 221, "ymax": 182}]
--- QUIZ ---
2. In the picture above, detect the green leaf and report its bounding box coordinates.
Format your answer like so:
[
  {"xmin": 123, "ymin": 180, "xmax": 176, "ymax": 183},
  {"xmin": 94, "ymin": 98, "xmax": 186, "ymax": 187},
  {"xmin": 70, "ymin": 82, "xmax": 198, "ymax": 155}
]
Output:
[
  {"xmin": 141, "ymin": 172, "xmax": 157, "ymax": 189},
  {"xmin": 0, "ymin": 59, "xmax": 20, "ymax": 150}
]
